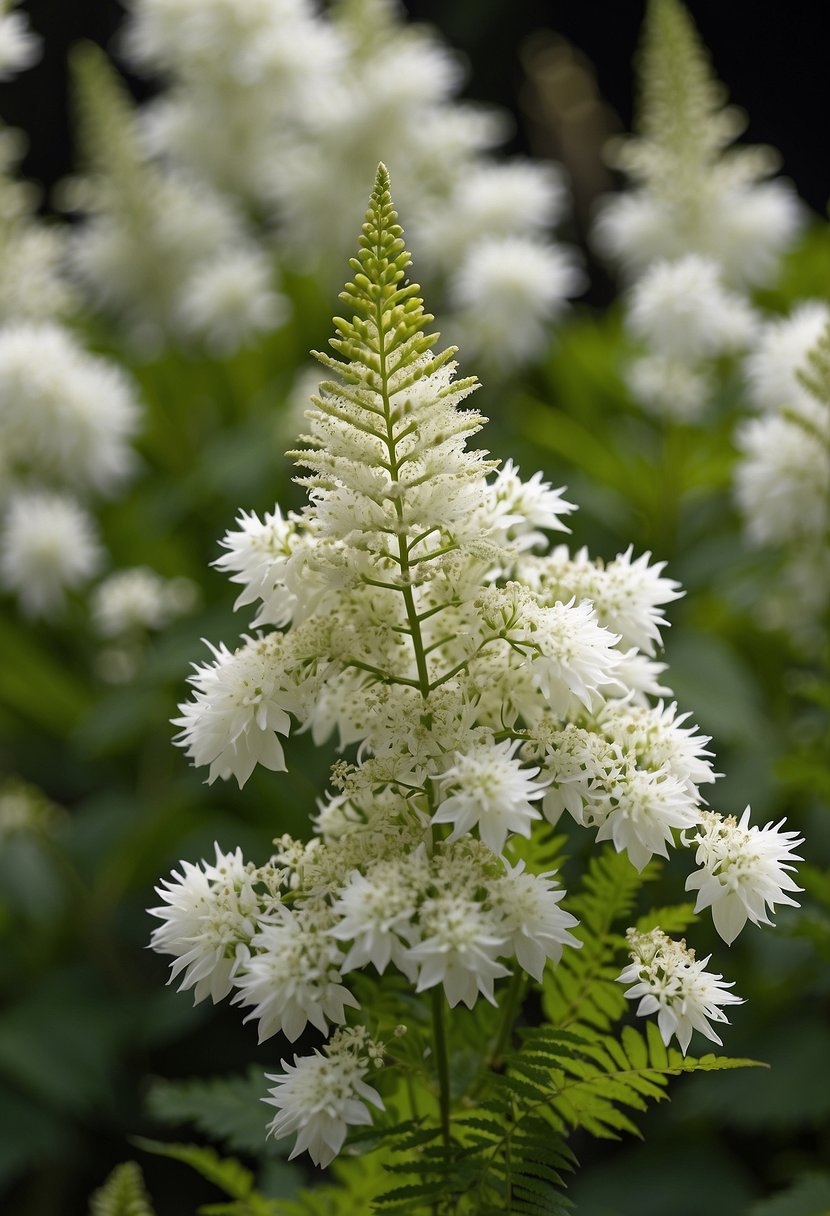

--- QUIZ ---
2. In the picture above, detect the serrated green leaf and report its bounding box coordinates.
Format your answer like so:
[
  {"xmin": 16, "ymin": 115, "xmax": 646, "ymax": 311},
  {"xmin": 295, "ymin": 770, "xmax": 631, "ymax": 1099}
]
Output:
[
  {"xmin": 89, "ymin": 1162, "xmax": 156, "ymax": 1216},
  {"xmin": 146, "ymin": 1067, "xmax": 276, "ymax": 1155}
]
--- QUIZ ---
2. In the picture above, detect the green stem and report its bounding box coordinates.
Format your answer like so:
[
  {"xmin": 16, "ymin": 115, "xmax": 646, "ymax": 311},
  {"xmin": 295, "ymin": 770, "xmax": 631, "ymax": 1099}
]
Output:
[
  {"xmin": 469, "ymin": 970, "xmax": 525, "ymax": 1102},
  {"xmin": 431, "ymin": 987, "xmax": 452, "ymax": 1151},
  {"xmin": 490, "ymin": 971, "xmax": 525, "ymax": 1068}
]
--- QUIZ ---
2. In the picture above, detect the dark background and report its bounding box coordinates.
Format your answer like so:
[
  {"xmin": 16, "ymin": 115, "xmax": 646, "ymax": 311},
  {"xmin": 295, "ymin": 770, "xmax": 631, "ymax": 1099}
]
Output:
[{"xmin": 1, "ymin": 1, "xmax": 828, "ymax": 219}]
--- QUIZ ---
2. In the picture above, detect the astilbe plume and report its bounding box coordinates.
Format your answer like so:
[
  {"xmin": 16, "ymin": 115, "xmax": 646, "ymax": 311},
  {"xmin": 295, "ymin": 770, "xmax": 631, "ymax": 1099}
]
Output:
[
  {"xmin": 98, "ymin": 0, "xmax": 582, "ymax": 368},
  {"xmin": 735, "ymin": 312, "xmax": 830, "ymax": 637},
  {"xmin": 150, "ymin": 167, "xmax": 800, "ymax": 1173},
  {"xmin": 0, "ymin": 45, "xmax": 146, "ymax": 620},
  {"xmin": 594, "ymin": 0, "xmax": 801, "ymax": 423},
  {"xmin": 66, "ymin": 43, "xmax": 286, "ymax": 355}
]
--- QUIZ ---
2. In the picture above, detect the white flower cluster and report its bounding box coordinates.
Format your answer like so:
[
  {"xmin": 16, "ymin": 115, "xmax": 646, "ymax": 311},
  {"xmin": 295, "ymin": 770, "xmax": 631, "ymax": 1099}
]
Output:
[
  {"xmin": 66, "ymin": 44, "xmax": 287, "ymax": 355},
  {"xmin": 594, "ymin": 0, "xmax": 800, "ymax": 288},
  {"xmin": 0, "ymin": 75, "xmax": 146, "ymax": 622},
  {"xmin": 735, "ymin": 305, "xmax": 830, "ymax": 632},
  {"xmin": 623, "ymin": 255, "xmax": 757, "ymax": 422},
  {"xmin": 0, "ymin": 324, "xmax": 141, "ymax": 619},
  {"xmin": 684, "ymin": 808, "xmax": 804, "ymax": 945},
  {"xmin": 595, "ymin": 0, "xmax": 800, "ymax": 422},
  {"xmin": 1, "ymin": 114, "xmax": 74, "ymax": 328},
  {"xmin": 91, "ymin": 567, "xmax": 200, "ymax": 684},
  {"xmin": 0, "ymin": 1, "xmax": 40, "ymax": 82},
  {"xmin": 151, "ymin": 169, "xmax": 800, "ymax": 1166},
  {"xmin": 112, "ymin": 0, "xmax": 579, "ymax": 368},
  {"xmin": 264, "ymin": 1027, "xmax": 385, "ymax": 1168},
  {"xmin": 618, "ymin": 927, "xmax": 743, "ymax": 1055},
  {"xmin": 0, "ymin": 776, "xmax": 63, "ymax": 840}
]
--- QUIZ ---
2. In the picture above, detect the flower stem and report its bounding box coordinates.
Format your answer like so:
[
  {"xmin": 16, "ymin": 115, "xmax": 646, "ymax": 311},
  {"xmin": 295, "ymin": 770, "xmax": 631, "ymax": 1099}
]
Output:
[
  {"xmin": 431, "ymin": 987, "xmax": 451, "ymax": 1151},
  {"xmin": 490, "ymin": 970, "xmax": 525, "ymax": 1068}
]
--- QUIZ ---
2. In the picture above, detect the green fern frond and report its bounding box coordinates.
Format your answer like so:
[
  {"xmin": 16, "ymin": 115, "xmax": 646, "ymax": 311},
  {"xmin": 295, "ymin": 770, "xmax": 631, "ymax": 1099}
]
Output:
[
  {"xmin": 132, "ymin": 1139, "xmax": 276, "ymax": 1216},
  {"xmin": 89, "ymin": 1162, "xmax": 156, "ymax": 1216},
  {"xmin": 455, "ymin": 1097, "xmax": 575, "ymax": 1214},
  {"xmin": 146, "ymin": 1067, "xmax": 279, "ymax": 1156},
  {"xmin": 542, "ymin": 847, "xmax": 650, "ymax": 1031},
  {"xmin": 494, "ymin": 1022, "xmax": 763, "ymax": 1148},
  {"xmin": 797, "ymin": 320, "xmax": 830, "ymax": 409},
  {"xmin": 635, "ymin": 901, "xmax": 698, "ymax": 935}
]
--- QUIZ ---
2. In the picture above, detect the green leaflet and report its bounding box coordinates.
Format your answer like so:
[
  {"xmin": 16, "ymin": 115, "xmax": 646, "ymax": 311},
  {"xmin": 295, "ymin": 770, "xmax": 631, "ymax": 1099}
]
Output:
[
  {"xmin": 89, "ymin": 1162, "xmax": 156, "ymax": 1216},
  {"xmin": 146, "ymin": 1067, "xmax": 285, "ymax": 1156},
  {"xmin": 132, "ymin": 1140, "xmax": 279, "ymax": 1216},
  {"xmin": 542, "ymin": 847, "xmax": 650, "ymax": 1032}
]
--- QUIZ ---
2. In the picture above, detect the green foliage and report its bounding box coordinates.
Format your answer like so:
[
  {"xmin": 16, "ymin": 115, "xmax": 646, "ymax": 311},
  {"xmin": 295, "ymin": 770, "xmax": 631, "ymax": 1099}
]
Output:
[
  {"xmin": 798, "ymin": 319, "xmax": 830, "ymax": 407},
  {"xmin": 542, "ymin": 847, "xmax": 650, "ymax": 1032},
  {"xmin": 146, "ymin": 1067, "xmax": 279, "ymax": 1156},
  {"xmin": 748, "ymin": 1173, "xmax": 830, "ymax": 1216},
  {"xmin": 511, "ymin": 1022, "xmax": 761, "ymax": 1139},
  {"xmin": 134, "ymin": 1140, "xmax": 279, "ymax": 1216},
  {"xmin": 89, "ymin": 1162, "xmax": 156, "ymax": 1216}
]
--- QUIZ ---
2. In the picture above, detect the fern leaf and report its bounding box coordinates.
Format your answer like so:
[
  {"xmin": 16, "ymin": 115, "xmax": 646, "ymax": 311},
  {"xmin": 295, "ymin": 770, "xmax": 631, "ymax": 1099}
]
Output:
[
  {"xmin": 89, "ymin": 1162, "xmax": 156, "ymax": 1216},
  {"xmin": 635, "ymin": 902, "xmax": 698, "ymax": 934},
  {"xmin": 146, "ymin": 1067, "xmax": 277, "ymax": 1155},
  {"xmin": 500, "ymin": 1023, "xmax": 763, "ymax": 1151},
  {"xmin": 132, "ymin": 1139, "xmax": 275, "ymax": 1216},
  {"xmin": 797, "ymin": 320, "xmax": 830, "ymax": 408},
  {"xmin": 543, "ymin": 847, "xmax": 649, "ymax": 1031}
]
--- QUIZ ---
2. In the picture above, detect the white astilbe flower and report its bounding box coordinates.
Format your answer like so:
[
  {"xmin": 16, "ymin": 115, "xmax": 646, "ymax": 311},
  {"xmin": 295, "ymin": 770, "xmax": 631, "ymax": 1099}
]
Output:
[
  {"xmin": 484, "ymin": 460, "xmax": 576, "ymax": 552},
  {"xmin": 121, "ymin": 0, "xmax": 578, "ymax": 369},
  {"xmin": 173, "ymin": 634, "xmax": 294, "ymax": 786},
  {"xmin": 148, "ymin": 844, "xmax": 265, "ymax": 1003},
  {"xmin": 735, "ymin": 309, "xmax": 830, "ymax": 632},
  {"xmin": 412, "ymin": 162, "xmax": 567, "ymax": 267},
  {"xmin": 626, "ymin": 255, "xmax": 756, "ymax": 361},
  {"xmin": 433, "ymin": 739, "xmax": 547, "ymax": 854},
  {"xmin": 0, "ymin": 224, "xmax": 75, "ymax": 326},
  {"xmin": 522, "ymin": 544, "xmax": 683, "ymax": 658},
  {"xmin": 735, "ymin": 410, "xmax": 830, "ymax": 547},
  {"xmin": 594, "ymin": 763, "xmax": 701, "ymax": 872},
  {"xmin": 329, "ymin": 859, "xmax": 420, "ymax": 976},
  {"xmin": 406, "ymin": 890, "xmax": 511, "ymax": 1009},
  {"xmin": 593, "ymin": 0, "xmax": 800, "ymax": 288},
  {"xmin": 537, "ymin": 704, "xmax": 709, "ymax": 871},
  {"xmin": 450, "ymin": 237, "xmax": 583, "ymax": 369},
  {"xmin": 745, "ymin": 302, "xmax": 830, "ymax": 415},
  {"xmin": 153, "ymin": 169, "xmax": 773, "ymax": 1152},
  {"xmin": 92, "ymin": 567, "xmax": 198, "ymax": 636},
  {"xmin": 595, "ymin": 699, "xmax": 717, "ymax": 796},
  {"xmin": 213, "ymin": 507, "xmax": 300, "ymax": 627},
  {"xmin": 174, "ymin": 248, "xmax": 289, "ymax": 353},
  {"xmin": 683, "ymin": 808, "xmax": 804, "ymax": 944},
  {"xmin": 69, "ymin": 46, "xmax": 281, "ymax": 353},
  {"xmin": 264, "ymin": 1028, "xmax": 384, "ymax": 1168},
  {"xmin": 624, "ymin": 354, "xmax": 713, "ymax": 423},
  {"xmin": 618, "ymin": 927, "xmax": 742, "ymax": 1055},
  {"xmin": 0, "ymin": 490, "xmax": 103, "ymax": 618},
  {"xmin": 232, "ymin": 907, "xmax": 358, "ymax": 1042},
  {"xmin": 0, "ymin": 4, "xmax": 40, "ymax": 79},
  {"xmin": 0, "ymin": 323, "xmax": 140, "ymax": 495},
  {"xmin": 526, "ymin": 598, "xmax": 622, "ymax": 714},
  {"xmin": 492, "ymin": 863, "xmax": 581, "ymax": 982}
]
